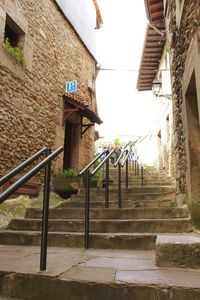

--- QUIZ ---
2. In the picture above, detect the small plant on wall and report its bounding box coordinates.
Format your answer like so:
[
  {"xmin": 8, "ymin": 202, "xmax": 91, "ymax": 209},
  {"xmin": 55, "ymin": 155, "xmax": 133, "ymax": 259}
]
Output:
[
  {"xmin": 53, "ymin": 168, "xmax": 80, "ymax": 199},
  {"xmin": 3, "ymin": 38, "xmax": 26, "ymax": 66},
  {"xmin": 90, "ymin": 158, "xmax": 103, "ymax": 188},
  {"xmin": 90, "ymin": 170, "xmax": 102, "ymax": 188}
]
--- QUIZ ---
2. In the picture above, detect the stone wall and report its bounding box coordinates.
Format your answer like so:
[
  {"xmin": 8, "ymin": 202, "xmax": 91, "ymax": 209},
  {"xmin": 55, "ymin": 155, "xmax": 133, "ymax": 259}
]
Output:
[
  {"xmin": 0, "ymin": 0, "xmax": 98, "ymax": 177},
  {"xmin": 170, "ymin": 143, "xmax": 176, "ymax": 178},
  {"xmin": 154, "ymin": 54, "xmax": 176, "ymax": 178},
  {"xmin": 167, "ymin": 0, "xmax": 200, "ymax": 195}
]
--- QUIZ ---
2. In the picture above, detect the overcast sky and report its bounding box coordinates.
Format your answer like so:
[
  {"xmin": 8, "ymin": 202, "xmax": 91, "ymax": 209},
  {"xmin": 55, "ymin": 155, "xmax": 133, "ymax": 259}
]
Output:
[{"xmin": 95, "ymin": 0, "xmax": 157, "ymax": 143}]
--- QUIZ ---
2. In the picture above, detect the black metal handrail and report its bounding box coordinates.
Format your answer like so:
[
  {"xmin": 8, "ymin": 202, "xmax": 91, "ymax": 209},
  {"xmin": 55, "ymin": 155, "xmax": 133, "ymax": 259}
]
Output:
[
  {"xmin": 91, "ymin": 149, "xmax": 115, "ymax": 176},
  {"xmin": 79, "ymin": 142, "xmax": 145, "ymax": 249},
  {"xmin": 129, "ymin": 135, "xmax": 149, "ymax": 186},
  {"xmin": 79, "ymin": 148, "xmax": 115, "ymax": 249},
  {"xmin": 114, "ymin": 148, "xmax": 132, "ymax": 208},
  {"xmin": 0, "ymin": 147, "xmax": 47, "ymax": 187},
  {"xmin": 92, "ymin": 149, "xmax": 115, "ymax": 209},
  {"xmin": 0, "ymin": 146, "xmax": 64, "ymax": 271},
  {"xmin": 114, "ymin": 148, "xmax": 126, "ymax": 168},
  {"xmin": 79, "ymin": 150, "xmax": 107, "ymax": 176},
  {"xmin": 121, "ymin": 149, "xmax": 132, "ymax": 189},
  {"xmin": 0, "ymin": 147, "xmax": 63, "ymax": 203}
]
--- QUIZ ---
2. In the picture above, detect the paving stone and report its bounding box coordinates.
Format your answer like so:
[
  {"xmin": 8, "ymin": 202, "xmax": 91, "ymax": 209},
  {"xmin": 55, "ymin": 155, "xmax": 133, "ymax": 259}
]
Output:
[
  {"xmin": 61, "ymin": 266, "xmax": 115, "ymax": 282},
  {"xmin": 0, "ymin": 246, "xmax": 200, "ymax": 299},
  {"xmin": 115, "ymin": 269, "xmax": 200, "ymax": 288},
  {"xmin": 1, "ymin": 166, "xmax": 199, "ymax": 299}
]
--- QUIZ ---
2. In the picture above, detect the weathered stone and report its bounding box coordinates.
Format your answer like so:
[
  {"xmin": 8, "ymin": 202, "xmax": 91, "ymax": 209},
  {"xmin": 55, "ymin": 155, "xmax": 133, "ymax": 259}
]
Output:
[
  {"xmin": 167, "ymin": 0, "xmax": 200, "ymax": 209},
  {"xmin": 155, "ymin": 234, "xmax": 200, "ymax": 268},
  {"xmin": 0, "ymin": 0, "xmax": 99, "ymax": 178}
]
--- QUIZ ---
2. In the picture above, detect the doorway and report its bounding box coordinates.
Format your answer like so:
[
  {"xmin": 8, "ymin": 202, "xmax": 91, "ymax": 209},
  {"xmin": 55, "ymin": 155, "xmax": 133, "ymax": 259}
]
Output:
[
  {"xmin": 185, "ymin": 71, "xmax": 200, "ymax": 204},
  {"xmin": 63, "ymin": 121, "xmax": 73, "ymax": 170}
]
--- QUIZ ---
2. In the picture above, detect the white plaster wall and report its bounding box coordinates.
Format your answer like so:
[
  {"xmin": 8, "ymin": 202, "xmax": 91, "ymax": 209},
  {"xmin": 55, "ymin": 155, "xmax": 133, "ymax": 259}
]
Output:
[{"xmin": 55, "ymin": 0, "xmax": 97, "ymax": 58}]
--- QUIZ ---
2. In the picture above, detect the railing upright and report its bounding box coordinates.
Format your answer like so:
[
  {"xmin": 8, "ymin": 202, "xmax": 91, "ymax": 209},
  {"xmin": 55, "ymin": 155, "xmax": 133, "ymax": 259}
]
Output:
[
  {"xmin": 0, "ymin": 146, "xmax": 64, "ymax": 272},
  {"xmin": 114, "ymin": 148, "xmax": 132, "ymax": 208},
  {"xmin": 125, "ymin": 159, "xmax": 128, "ymax": 189},
  {"xmin": 141, "ymin": 165, "xmax": 144, "ymax": 186},
  {"xmin": 85, "ymin": 169, "xmax": 90, "ymax": 249},
  {"xmin": 105, "ymin": 152, "xmax": 110, "ymax": 208},
  {"xmin": 40, "ymin": 149, "xmax": 51, "ymax": 271},
  {"xmin": 134, "ymin": 159, "xmax": 137, "ymax": 176},
  {"xmin": 136, "ymin": 157, "xmax": 139, "ymax": 176},
  {"xmin": 79, "ymin": 148, "xmax": 115, "ymax": 249},
  {"xmin": 118, "ymin": 163, "xmax": 122, "ymax": 208}
]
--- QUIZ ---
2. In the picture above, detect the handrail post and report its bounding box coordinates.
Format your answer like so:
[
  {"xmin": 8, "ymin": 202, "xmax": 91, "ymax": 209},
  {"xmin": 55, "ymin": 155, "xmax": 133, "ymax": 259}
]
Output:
[
  {"xmin": 105, "ymin": 154, "xmax": 109, "ymax": 208},
  {"xmin": 118, "ymin": 163, "xmax": 122, "ymax": 208},
  {"xmin": 125, "ymin": 159, "xmax": 128, "ymax": 189},
  {"xmin": 40, "ymin": 148, "xmax": 51, "ymax": 271},
  {"xmin": 85, "ymin": 169, "xmax": 90, "ymax": 249},
  {"xmin": 134, "ymin": 159, "xmax": 137, "ymax": 176},
  {"xmin": 137, "ymin": 158, "xmax": 139, "ymax": 177},
  {"xmin": 141, "ymin": 166, "xmax": 144, "ymax": 186}
]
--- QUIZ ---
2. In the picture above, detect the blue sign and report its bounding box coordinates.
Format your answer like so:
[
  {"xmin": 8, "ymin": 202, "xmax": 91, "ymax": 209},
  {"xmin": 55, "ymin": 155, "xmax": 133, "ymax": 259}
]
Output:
[{"xmin": 66, "ymin": 80, "xmax": 77, "ymax": 93}]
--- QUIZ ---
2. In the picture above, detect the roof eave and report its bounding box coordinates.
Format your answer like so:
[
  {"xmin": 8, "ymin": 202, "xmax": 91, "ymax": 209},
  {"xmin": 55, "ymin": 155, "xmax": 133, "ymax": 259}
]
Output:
[{"xmin": 136, "ymin": 0, "xmax": 165, "ymax": 91}]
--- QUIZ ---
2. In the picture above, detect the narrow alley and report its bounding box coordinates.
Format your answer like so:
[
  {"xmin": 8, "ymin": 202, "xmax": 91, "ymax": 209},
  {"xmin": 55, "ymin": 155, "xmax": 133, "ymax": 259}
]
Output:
[{"xmin": 0, "ymin": 0, "xmax": 200, "ymax": 299}]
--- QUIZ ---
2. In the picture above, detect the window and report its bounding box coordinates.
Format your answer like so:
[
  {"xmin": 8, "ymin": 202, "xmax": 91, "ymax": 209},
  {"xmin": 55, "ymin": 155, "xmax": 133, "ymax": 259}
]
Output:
[
  {"xmin": 0, "ymin": 4, "xmax": 32, "ymax": 75},
  {"xmin": 4, "ymin": 14, "xmax": 25, "ymax": 48}
]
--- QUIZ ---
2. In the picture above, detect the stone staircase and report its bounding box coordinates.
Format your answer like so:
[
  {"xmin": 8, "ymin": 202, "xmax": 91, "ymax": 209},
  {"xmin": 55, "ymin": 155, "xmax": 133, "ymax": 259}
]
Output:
[
  {"xmin": 0, "ymin": 165, "xmax": 192, "ymax": 250},
  {"xmin": 0, "ymin": 165, "xmax": 200, "ymax": 299}
]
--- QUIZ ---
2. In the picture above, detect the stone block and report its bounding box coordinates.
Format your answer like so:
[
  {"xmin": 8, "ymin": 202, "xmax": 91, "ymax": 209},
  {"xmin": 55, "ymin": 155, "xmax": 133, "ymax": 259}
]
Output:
[
  {"xmin": 155, "ymin": 234, "xmax": 200, "ymax": 268},
  {"xmin": 189, "ymin": 203, "xmax": 200, "ymax": 229}
]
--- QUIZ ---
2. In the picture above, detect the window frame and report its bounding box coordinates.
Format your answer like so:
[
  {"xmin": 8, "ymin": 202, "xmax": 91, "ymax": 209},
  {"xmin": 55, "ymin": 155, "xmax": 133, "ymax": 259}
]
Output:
[{"xmin": 4, "ymin": 14, "xmax": 25, "ymax": 49}]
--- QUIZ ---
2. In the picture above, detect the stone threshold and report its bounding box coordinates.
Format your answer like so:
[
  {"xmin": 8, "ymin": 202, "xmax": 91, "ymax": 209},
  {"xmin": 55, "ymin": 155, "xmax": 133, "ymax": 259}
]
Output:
[{"xmin": 0, "ymin": 245, "xmax": 200, "ymax": 300}]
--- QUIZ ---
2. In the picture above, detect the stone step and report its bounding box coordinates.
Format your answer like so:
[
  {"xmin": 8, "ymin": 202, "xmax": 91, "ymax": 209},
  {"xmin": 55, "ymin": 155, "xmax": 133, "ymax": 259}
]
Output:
[
  {"xmin": 107, "ymin": 172, "xmax": 174, "ymax": 178},
  {"xmin": 108, "ymin": 174, "xmax": 169, "ymax": 179},
  {"xmin": 112, "ymin": 177, "xmax": 175, "ymax": 181},
  {"xmin": 78, "ymin": 186, "xmax": 176, "ymax": 195},
  {"xmin": 109, "ymin": 175, "xmax": 175, "ymax": 181},
  {"xmin": 0, "ymin": 296, "xmax": 22, "ymax": 300},
  {"xmin": 73, "ymin": 192, "xmax": 175, "ymax": 201},
  {"xmin": 132, "ymin": 199, "xmax": 174, "ymax": 208},
  {"xmin": 57, "ymin": 200, "xmax": 132, "ymax": 208},
  {"xmin": 111, "ymin": 182, "xmax": 175, "ymax": 187},
  {"xmin": 56, "ymin": 198, "xmax": 175, "ymax": 209},
  {"xmin": 8, "ymin": 218, "xmax": 192, "ymax": 233},
  {"xmin": 57, "ymin": 199, "xmax": 175, "ymax": 209},
  {"xmin": 25, "ymin": 207, "xmax": 189, "ymax": 220},
  {"xmin": 1, "ymin": 247, "xmax": 200, "ymax": 300},
  {"xmin": 155, "ymin": 233, "xmax": 200, "ymax": 268},
  {"xmin": 128, "ymin": 192, "xmax": 175, "ymax": 201},
  {"xmin": 109, "ymin": 167, "xmax": 167, "ymax": 173},
  {"xmin": 0, "ymin": 230, "xmax": 156, "ymax": 249}
]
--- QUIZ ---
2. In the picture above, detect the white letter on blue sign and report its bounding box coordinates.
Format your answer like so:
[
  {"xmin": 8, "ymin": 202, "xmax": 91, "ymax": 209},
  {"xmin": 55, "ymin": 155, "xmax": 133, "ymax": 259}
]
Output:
[{"xmin": 66, "ymin": 80, "xmax": 77, "ymax": 93}]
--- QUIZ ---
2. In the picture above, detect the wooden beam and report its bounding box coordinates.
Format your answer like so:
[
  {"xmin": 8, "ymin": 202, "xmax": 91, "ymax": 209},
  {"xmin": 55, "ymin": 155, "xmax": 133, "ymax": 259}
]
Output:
[{"xmin": 62, "ymin": 109, "xmax": 78, "ymax": 125}]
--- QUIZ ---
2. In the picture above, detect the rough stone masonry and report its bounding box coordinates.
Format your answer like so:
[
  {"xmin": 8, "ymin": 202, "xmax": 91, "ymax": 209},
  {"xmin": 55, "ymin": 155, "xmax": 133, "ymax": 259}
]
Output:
[{"xmin": 0, "ymin": 0, "xmax": 98, "ymax": 177}]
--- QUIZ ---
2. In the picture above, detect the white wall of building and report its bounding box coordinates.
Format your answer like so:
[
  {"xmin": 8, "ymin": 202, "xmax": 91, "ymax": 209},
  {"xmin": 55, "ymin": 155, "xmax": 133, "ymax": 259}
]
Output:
[{"xmin": 55, "ymin": 0, "xmax": 97, "ymax": 58}]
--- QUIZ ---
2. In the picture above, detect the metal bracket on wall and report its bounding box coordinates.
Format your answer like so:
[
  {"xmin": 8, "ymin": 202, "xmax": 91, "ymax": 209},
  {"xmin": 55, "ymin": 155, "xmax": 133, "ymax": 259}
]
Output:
[{"xmin": 81, "ymin": 118, "xmax": 94, "ymax": 138}]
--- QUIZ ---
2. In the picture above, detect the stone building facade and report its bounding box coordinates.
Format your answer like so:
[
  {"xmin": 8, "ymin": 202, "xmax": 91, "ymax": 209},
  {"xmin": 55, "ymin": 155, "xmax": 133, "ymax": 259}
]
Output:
[
  {"xmin": 138, "ymin": 0, "xmax": 200, "ymax": 224},
  {"xmin": 153, "ymin": 51, "xmax": 176, "ymax": 178},
  {"xmin": 137, "ymin": 0, "xmax": 176, "ymax": 179},
  {"xmin": 166, "ymin": 0, "xmax": 200, "ymax": 219},
  {"xmin": 0, "ymin": 0, "xmax": 102, "ymax": 177}
]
